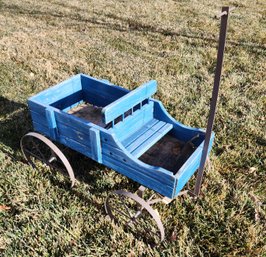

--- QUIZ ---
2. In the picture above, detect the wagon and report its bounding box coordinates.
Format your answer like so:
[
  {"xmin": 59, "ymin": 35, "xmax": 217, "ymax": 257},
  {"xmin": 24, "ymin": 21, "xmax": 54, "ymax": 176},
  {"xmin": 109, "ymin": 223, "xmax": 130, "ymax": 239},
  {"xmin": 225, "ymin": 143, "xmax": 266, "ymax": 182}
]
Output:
[{"xmin": 20, "ymin": 7, "xmax": 232, "ymax": 244}]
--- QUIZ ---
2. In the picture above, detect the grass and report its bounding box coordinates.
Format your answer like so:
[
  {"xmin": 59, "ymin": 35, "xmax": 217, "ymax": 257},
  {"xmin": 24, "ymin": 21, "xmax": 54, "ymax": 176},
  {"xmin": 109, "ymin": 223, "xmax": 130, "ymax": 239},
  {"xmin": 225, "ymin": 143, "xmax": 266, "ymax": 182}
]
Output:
[{"xmin": 0, "ymin": 0, "xmax": 265, "ymax": 255}]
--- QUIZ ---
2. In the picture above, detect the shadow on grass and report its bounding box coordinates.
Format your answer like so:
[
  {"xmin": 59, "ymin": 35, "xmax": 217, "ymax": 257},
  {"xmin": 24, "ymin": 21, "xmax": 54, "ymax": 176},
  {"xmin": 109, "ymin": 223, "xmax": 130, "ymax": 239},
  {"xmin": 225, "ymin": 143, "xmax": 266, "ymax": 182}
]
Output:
[
  {"xmin": 0, "ymin": 96, "xmax": 133, "ymax": 204},
  {"xmin": 0, "ymin": 96, "xmax": 31, "ymax": 152},
  {"xmin": 1, "ymin": 2, "xmax": 265, "ymax": 52},
  {"xmin": 0, "ymin": 96, "xmax": 160, "ymax": 244}
]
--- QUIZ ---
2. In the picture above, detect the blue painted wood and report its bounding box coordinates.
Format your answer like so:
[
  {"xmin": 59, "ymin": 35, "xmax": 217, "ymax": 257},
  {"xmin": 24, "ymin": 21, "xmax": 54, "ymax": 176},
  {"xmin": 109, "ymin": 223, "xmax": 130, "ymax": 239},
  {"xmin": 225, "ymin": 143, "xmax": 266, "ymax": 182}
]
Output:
[
  {"xmin": 102, "ymin": 154, "xmax": 174, "ymax": 198},
  {"xmin": 153, "ymin": 99, "xmax": 206, "ymax": 144},
  {"xmin": 30, "ymin": 110, "xmax": 47, "ymax": 127},
  {"xmin": 30, "ymin": 74, "xmax": 82, "ymax": 105},
  {"xmin": 173, "ymin": 133, "xmax": 214, "ymax": 197},
  {"xmin": 100, "ymin": 137, "xmax": 176, "ymax": 198},
  {"xmin": 89, "ymin": 127, "xmax": 102, "ymax": 163},
  {"xmin": 110, "ymin": 102, "xmax": 154, "ymax": 142},
  {"xmin": 51, "ymin": 90, "xmax": 83, "ymax": 110},
  {"xmin": 45, "ymin": 106, "xmax": 57, "ymax": 140},
  {"xmin": 58, "ymin": 134, "xmax": 92, "ymax": 159},
  {"xmin": 81, "ymin": 74, "xmax": 129, "ymax": 95},
  {"xmin": 28, "ymin": 100, "xmax": 47, "ymax": 116},
  {"xmin": 102, "ymin": 147, "xmax": 175, "ymax": 188},
  {"xmin": 126, "ymin": 120, "xmax": 168, "ymax": 152},
  {"xmin": 81, "ymin": 74, "xmax": 129, "ymax": 107},
  {"xmin": 122, "ymin": 118, "xmax": 158, "ymax": 147},
  {"xmin": 102, "ymin": 80, "xmax": 157, "ymax": 124},
  {"xmin": 32, "ymin": 121, "xmax": 49, "ymax": 137},
  {"xmin": 129, "ymin": 122, "xmax": 173, "ymax": 158},
  {"xmin": 54, "ymin": 108, "xmax": 106, "ymax": 132},
  {"xmin": 62, "ymin": 100, "xmax": 84, "ymax": 112},
  {"xmin": 56, "ymin": 122, "xmax": 92, "ymax": 148},
  {"xmin": 101, "ymin": 132, "xmax": 175, "ymax": 182}
]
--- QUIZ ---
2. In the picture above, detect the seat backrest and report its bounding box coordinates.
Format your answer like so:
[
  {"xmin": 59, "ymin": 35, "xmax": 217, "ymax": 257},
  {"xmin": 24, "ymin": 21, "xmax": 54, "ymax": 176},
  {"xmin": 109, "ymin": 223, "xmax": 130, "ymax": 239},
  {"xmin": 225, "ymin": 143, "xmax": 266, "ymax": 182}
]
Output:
[{"xmin": 101, "ymin": 80, "xmax": 157, "ymax": 125}]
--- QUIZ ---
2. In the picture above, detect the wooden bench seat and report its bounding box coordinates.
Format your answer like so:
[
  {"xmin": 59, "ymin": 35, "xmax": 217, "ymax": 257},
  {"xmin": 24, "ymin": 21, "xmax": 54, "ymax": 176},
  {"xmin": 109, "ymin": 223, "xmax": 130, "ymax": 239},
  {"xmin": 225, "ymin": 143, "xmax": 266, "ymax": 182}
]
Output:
[{"xmin": 122, "ymin": 119, "xmax": 173, "ymax": 158}]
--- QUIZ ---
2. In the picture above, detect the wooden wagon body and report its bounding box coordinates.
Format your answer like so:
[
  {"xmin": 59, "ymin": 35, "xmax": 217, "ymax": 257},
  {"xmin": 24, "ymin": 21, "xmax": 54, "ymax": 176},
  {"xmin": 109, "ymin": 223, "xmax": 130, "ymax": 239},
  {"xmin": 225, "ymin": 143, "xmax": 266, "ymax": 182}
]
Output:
[{"xmin": 28, "ymin": 74, "xmax": 214, "ymax": 199}]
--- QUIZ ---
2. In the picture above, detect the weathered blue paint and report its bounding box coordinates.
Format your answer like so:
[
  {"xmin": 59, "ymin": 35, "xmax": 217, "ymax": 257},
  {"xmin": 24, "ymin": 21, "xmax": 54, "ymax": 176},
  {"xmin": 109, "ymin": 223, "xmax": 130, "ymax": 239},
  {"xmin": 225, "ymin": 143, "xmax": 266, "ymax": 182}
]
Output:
[
  {"xmin": 110, "ymin": 102, "xmax": 154, "ymax": 142},
  {"xmin": 102, "ymin": 80, "xmax": 157, "ymax": 124},
  {"xmin": 45, "ymin": 106, "xmax": 57, "ymax": 140},
  {"xmin": 27, "ymin": 74, "xmax": 214, "ymax": 199},
  {"xmin": 125, "ymin": 119, "xmax": 173, "ymax": 157},
  {"xmin": 89, "ymin": 127, "xmax": 102, "ymax": 163}
]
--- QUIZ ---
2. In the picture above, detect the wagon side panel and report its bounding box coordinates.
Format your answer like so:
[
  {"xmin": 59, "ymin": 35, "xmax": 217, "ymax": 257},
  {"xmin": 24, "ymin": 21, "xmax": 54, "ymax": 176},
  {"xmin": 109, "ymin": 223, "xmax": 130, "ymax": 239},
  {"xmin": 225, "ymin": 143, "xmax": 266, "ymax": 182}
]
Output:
[
  {"xmin": 100, "ymin": 131, "xmax": 176, "ymax": 198},
  {"xmin": 80, "ymin": 74, "xmax": 129, "ymax": 107},
  {"xmin": 54, "ymin": 110, "xmax": 102, "ymax": 163},
  {"xmin": 28, "ymin": 100, "xmax": 50, "ymax": 137},
  {"xmin": 173, "ymin": 134, "xmax": 214, "ymax": 197}
]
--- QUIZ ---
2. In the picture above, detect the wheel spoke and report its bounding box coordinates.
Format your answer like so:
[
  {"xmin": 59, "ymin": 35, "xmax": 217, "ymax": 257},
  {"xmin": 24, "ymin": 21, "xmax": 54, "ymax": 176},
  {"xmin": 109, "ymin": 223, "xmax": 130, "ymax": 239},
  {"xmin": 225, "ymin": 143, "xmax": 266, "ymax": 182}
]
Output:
[
  {"xmin": 23, "ymin": 149, "xmax": 47, "ymax": 163},
  {"xmin": 118, "ymin": 195, "xmax": 134, "ymax": 218},
  {"xmin": 109, "ymin": 206, "xmax": 132, "ymax": 220},
  {"xmin": 105, "ymin": 190, "xmax": 164, "ymax": 244},
  {"xmin": 30, "ymin": 137, "xmax": 46, "ymax": 161},
  {"xmin": 20, "ymin": 132, "xmax": 75, "ymax": 187}
]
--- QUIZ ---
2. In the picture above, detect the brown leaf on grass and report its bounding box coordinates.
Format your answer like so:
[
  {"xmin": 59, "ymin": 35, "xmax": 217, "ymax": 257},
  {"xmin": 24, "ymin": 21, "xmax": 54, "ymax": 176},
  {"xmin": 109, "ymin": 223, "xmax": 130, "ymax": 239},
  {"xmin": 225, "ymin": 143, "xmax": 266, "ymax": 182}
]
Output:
[
  {"xmin": 249, "ymin": 193, "xmax": 263, "ymax": 222},
  {"xmin": 170, "ymin": 230, "xmax": 177, "ymax": 241},
  {"xmin": 0, "ymin": 205, "xmax": 11, "ymax": 212}
]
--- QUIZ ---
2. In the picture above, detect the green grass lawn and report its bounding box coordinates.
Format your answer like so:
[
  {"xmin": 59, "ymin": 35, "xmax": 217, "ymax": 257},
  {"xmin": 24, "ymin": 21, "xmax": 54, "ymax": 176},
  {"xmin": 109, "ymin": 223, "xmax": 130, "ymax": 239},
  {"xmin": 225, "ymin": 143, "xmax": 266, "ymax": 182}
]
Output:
[{"xmin": 0, "ymin": 0, "xmax": 265, "ymax": 256}]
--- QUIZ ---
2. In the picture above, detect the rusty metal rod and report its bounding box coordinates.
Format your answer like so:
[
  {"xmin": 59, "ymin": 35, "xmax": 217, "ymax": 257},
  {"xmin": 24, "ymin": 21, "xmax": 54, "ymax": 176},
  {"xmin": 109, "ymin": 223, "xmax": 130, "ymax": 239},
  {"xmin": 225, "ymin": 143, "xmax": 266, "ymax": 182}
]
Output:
[{"xmin": 193, "ymin": 6, "xmax": 230, "ymax": 196}]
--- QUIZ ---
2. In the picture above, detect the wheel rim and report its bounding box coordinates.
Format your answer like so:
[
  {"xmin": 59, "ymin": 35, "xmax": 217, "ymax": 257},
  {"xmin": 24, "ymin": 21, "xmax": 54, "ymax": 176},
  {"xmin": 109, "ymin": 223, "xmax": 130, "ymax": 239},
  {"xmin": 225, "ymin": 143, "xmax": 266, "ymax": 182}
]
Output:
[
  {"xmin": 20, "ymin": 132, "xmax": 75, "ymax": 187},
  {"xmin": 105, "ymin": 190, "xmax": 165, "ymax": 244}
]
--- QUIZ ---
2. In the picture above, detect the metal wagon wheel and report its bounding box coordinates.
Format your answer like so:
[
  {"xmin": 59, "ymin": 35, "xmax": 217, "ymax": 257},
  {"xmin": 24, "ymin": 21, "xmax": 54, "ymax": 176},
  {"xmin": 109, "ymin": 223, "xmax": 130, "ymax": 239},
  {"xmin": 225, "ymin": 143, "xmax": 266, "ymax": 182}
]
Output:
[
  {"xmin": 105, "ymin": 190, "xmax": 165, "ymax": 245},
  {"xmin": 20, "ymin": 132, "xmax": 75, "ymax": 187}
]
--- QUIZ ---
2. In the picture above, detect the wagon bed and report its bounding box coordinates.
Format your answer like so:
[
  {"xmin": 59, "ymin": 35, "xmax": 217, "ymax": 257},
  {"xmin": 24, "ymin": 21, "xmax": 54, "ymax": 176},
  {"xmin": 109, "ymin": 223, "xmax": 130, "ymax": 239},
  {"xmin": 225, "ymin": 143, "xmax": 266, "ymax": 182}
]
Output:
[{"xmin": 27, "ymin": 74, "xmax": 214, "ymax": 199}]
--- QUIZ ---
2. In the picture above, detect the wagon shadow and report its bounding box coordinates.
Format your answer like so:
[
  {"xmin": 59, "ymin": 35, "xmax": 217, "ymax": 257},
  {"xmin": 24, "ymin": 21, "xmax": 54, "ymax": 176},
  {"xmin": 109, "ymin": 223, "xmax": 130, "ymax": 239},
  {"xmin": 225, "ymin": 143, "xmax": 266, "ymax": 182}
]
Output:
[
  {"xmin": 0, "ymin": 96, "xmax": 132, "ymax": 197},
  {"xmin": 0, "ymin": 96, "xmax": 31, "ymax": 154}
]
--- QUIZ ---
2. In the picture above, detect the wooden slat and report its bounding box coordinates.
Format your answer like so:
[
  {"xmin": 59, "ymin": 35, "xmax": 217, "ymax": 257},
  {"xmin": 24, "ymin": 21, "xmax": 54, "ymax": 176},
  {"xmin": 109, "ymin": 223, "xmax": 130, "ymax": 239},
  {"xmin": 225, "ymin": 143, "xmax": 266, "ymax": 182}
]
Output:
[
  {"xmin": 30, "ymin": 110, "xmax": 47, "ymax": 127},
  {"xmin": 62, "ymin": 100, "xmax": 84, "ymax": 112},
  {"xmin": 45, "ymin": 106, "xmax": 57, "ymax": 140},
  {"xmin": 110, "ymin": 102, "xmax": 154, "ymax": 142},
  {"xmin": 28, "ymin": 100, "xmax": 46, "ymax": 116},
  {"xmin": 103, "ymin": 154, "xmax": 174, "ymax": 198},
  {"xmin": 102, "ymin": 80, "xmax": 157, "ymax": 124},
  {"xmin": 126, "ymin": 120, "xmax": 165, "ymax": 152},
  {"xmin": 89, "ymin": 127, "xmax": 102, "ymax": 163},
  {"xmin": 56, "ymin": 122, "xmax": 91, "ymax": 147},
  {"xmin": 54, "ymin": 109, "xmax": 103, "ymax": 133},
  {"xmin": 51, "ymin": 90, "xmax": 83, "ymax": 110},
  {"xmin": 58, "ymin": 134, "xmax": 92, "ymax": 158},
  {"xmin": 153, "ymin": 100, "xmax": 206, "ymax": 144},
  {"xmin": 122, "ymin": 118, "xmax": 158, "ymax": 147},
  {"xmin": 81, "ymin": 74, "xmax": 129, "ymax": 107},
  {"xmin": 173, "ymin": 134, "xmax": 214, "ymax": 197},
  {"xmin": 29, "ymin": 74, "xmax": 82, "ymax": 105},
  {"xmin": 130, "ymin": 123, "xmax": 173, "ymax": 157},
  {"xmin": 101, "ymin": 141, "xmax": 174, "ymax": 185},
  {"xmin": 32, "ymin": 121, "xmax": 49, "ymax": 137}
]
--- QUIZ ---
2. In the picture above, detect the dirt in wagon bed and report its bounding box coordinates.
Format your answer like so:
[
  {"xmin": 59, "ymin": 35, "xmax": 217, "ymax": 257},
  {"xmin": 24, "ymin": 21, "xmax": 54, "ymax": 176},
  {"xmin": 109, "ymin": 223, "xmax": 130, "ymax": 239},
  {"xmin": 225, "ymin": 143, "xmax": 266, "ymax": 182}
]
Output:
[
  {"xmin": 139, "ymin": 134, "xmax": 196, "ymax": 174},
  {"xmin": 68, "ymin": 102, "xmax": 106, "ymax": 127}
]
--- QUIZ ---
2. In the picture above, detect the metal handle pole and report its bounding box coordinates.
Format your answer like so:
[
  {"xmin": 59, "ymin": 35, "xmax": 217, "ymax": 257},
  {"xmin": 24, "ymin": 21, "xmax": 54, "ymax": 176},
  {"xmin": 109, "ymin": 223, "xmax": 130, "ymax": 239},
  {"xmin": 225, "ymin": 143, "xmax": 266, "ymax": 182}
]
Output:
[{"xmin": 193, "ymin": 6, "xmax": 230, "ymax": 196}]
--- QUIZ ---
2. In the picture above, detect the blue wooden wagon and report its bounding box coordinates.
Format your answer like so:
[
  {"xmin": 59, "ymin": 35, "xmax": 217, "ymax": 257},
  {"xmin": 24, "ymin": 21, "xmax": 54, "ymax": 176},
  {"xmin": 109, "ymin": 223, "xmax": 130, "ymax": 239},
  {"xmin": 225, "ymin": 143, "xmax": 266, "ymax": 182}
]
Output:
[{"xmin": 20, "ymin": 8, "xmax": 231, "ymax": 243}]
